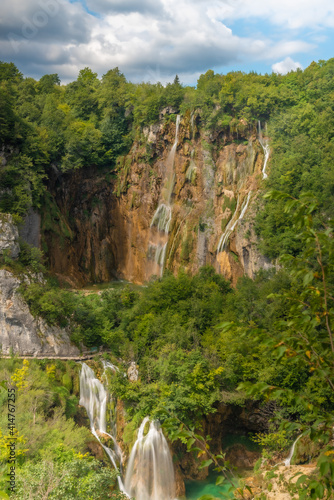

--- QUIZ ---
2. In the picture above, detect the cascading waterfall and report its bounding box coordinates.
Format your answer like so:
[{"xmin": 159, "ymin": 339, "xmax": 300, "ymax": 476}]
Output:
[
  {"xmin": 124, "ymin": 417, "xmax": 176, "ymax": 500},
  {"xmin": 148, "ymin": 115, "xmax": 181, "ymax": 275},
  {"xmin": 258, "ymin": 121, "xmax": 270, "ymax": 180},
  {"xmin": 79, "ymin": 362, "xmax": 127, "ymax": 495},
  {"xmin": 80, "ymin": 364, "xmax": 176, "ymax": 499},
  {"xmin": 217, "ymin": 191, "xmax": 252, "ymax": 253}
]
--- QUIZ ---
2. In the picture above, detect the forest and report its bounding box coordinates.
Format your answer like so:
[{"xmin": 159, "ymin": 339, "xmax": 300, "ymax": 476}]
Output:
[{"xmin": 0, "ymin": 58, "xmax": 334, "ymax": 499}]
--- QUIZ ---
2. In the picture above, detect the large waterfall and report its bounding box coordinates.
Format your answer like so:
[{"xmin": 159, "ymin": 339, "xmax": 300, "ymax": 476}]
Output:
[
  {"xmin": 80, "ymin": 364, "xmax": 176, "ymax": 499},
  {"xmin": 79, "ymin": 362, "xmax": 127, "ymax": 494},
  {"xmin": 148, "ymin": 115, "xmax": 181, "ymax": 275},
  {"xmin": 125, "ymin": 417, "xmax": 176, "ymax": 500}
]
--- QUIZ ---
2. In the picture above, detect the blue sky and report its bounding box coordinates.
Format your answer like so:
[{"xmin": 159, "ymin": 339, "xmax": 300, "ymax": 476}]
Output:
[{"xmin": 0, "ymin": 0, "xmax": 333, "ymax": 84}]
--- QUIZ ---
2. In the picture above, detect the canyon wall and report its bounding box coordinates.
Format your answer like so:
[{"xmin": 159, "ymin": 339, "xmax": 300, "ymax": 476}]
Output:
[
  {"xmin": 43, "ymin": 112, "xmax": 272, "ymax": 286},
  {"xmin": 0, "ymin": 269, "xmax": 80, "ymax": 357}
]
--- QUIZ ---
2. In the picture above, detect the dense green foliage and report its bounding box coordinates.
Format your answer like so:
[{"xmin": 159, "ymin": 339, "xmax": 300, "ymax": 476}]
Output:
[
  {"xmin": 1, "ymin": 58, "xmax": 334, "ymax": 498},
  {"xmin": 1, "ymin": 59, "xmax": 334, "ymax": 258},
  {"xmin": 12, "ymin": 192, "xmax": 334, "ymax": 498},
  {"xmin": 17, "ymin": 256, "xmax": 333, "ymax": 428},
  {"xmin": 0, "ymin": 359, "xmax": 125, "ymax": 499}
]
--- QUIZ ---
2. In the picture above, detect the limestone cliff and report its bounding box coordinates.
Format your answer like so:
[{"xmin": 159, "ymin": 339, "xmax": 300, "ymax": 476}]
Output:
[
  {"xmin": 0, "ymin": 269, "xmax": 80, "ymax": 357},
  {"xmin": 42, "ymin": 112, "xmax": 272, "ymax": 285},
  {"xmin": 0, "ymin": 214, "xmax": 20, "ymax": 259}
]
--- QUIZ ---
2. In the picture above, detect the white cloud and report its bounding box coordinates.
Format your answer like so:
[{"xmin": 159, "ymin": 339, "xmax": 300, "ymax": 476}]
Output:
[
  {"xmin": 222, "ymin": 0, "xmax": 334, "ymax": 29},
  {"xmin": 272, "ymin": 57, "xmax": 303, "ymax": 74},
  {"xmin": 85, "ymin": 0, "xmax": 163, "ymax": 15},
  {"xmin": 0, "ymin": 0, "xmax": 328, "ymax": 83}
]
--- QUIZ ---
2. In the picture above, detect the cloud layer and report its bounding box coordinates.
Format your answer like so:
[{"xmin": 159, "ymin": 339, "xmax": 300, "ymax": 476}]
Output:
[
  {"xmin": 0, "ymin": 0, "xmax": 332, "ymax": 83},
  {"xmin": 272, "ymin": 57, "xmax": 302, "ymax": 74}
]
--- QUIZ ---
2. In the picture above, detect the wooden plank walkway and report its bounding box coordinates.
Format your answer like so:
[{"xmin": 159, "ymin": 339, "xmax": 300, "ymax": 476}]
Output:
[{"xmin": 0, "ymin": 352, "xmax": 106, "ymax": 361}]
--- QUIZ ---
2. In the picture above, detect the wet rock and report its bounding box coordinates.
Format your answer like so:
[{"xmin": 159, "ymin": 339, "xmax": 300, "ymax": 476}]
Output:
[
  {"xmin": 225, "ymin": 443, "xmax": 260, "ymax": 468},
  {"xmin": 43, "ymin": 121, "xmax": 271, "ymax": 285},
  {"xmin": 174, "ymin": 464, "xmax": 186, "ymax": 497}
]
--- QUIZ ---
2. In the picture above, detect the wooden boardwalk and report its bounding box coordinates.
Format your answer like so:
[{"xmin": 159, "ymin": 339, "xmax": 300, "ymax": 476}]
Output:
[{"xmin": 0, "ymin": 351, "xmax": 106, "ymax": 361}]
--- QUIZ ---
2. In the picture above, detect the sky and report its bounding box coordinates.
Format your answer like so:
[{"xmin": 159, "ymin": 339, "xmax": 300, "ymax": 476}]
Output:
[{"xmin": 0, "ymin": 0, "xmax": 333, "ymax": 85}]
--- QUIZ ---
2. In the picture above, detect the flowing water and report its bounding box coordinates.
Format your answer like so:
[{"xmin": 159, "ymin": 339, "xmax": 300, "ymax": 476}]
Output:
[
  {"xmin": 151, "ymin": 204, "xmax": 172, "ymax": 233},
  {"xmin": 79, "ymin": 362, "xmax": 127, "ymax": 494},
  {"xmin": 80, "ymin": 364, "xmax": 177, "ymax": 499},
  {"xmin": 147, "ymin": 115, "xmax": 181, "ymax": 276},
  {"xmin": 125, "ymin": 417, "xmax": 176, "ymax": 500},
  {"xmin": 284, "ymin": 435, "xmax": 302, "ymax": 466},
  {"xmin": 258, "ymin": 121, "xmax": 270, "ymax": 180},
  {"xmin": 217, "ymin": 191, "xmax": 252, "ymax": 253}
]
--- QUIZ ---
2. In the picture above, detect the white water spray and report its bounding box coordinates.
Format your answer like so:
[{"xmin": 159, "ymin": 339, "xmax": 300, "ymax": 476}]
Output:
[
  {"xmin": 79, "ymin": 362, "xmax": 127, "ymax": 495},
  {"xmin": 150, "ymin": 204, "xmax": 172, "ymax": 233},
  {"xmin": 258, "ymin": 121, "xmax": 270, "ymax": 180},
  {"xmin": 217, "ymin": 191, "xmax": 252, "ymax": 253},
  {"xmin": 124, "ymin": 417, "xmax": 176, "ymax": 500}
]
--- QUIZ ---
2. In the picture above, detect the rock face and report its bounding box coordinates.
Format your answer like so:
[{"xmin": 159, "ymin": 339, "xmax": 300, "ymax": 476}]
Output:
[
  {"xmin": 0, "ymin": 214, "xmax": 20, "ymax": 259},
  {"xmin": 0, "ymin": 269, "xmax": 80, "ymax": 356},
  {"xmin": 233, "ymin": 202, "xmax": 274, "ymax": 279},
  {"xmin": 42, "ymin": 115, "xmax": 272, "ymax": 285},
  {"xmin": 127, "ymin": 362, "xmax": 139, "ymax": 382},
  {"xmin": 225, "ymin": 443, "xmax": 260, "ymax": 468},
  {"xmin": 239, "ymin": 464, "xmax": 317, "ymax": 500},
  {"xmin": 19, "ymin": 208, "xmax": 41, "ymax": 248}
]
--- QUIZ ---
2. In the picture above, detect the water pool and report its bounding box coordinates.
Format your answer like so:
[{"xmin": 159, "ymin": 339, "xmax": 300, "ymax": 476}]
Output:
[{"xmin": 185, "ymin": 474, "xmax": 235, "ymax": 499}]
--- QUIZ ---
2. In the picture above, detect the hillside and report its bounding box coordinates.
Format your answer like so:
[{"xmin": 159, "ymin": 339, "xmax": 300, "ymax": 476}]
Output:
[{"xmin": 0, "ymin": 59, "xmax": 333, "ymax": 500}]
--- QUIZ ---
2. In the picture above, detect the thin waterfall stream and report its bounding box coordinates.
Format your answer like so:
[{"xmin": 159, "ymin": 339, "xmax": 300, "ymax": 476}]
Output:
[
  {"xmin": 258, "ymin": 121, "xmax": 270, "ymax": 180},
  {"xmin": 217, "ymin": 191, "xmax": 252, "ymax": 254},
  {"xmin": 284, "ymin": 434, "xmax": 302, "ymax": 466},
  {"xmin": 148, "ymin": 115, "xmax": 181, "ymax": 275},
  {"xmin": 216, "ymin": 121, "xmax": 269, "ymax": 257}
]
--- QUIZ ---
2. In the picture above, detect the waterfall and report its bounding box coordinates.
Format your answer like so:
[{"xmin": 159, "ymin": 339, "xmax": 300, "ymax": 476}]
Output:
[
  {"xmin": 124, "ymin": 417, "xmax": 176, "ymax": 500},
  {"xmin": 190, "ymin": 111, "xmax": 195, "ymax": 139},
  {"xmin": 79, "ymin": 362, "xmax": 128, "ymax": 495},
  {"xmin": 217, "ymin": 191, "xmax": 252, "ymax": 253},
  {"xmin": 258, "ymin": 121, "xmax": 270, "ymax": 180},
  {"xmin": 147, "ymin": 242, "xmax": 168, "ymax": 268},
  {"xmin": 80, "ymin": 364, "xmax": 176, "ymax": 499},
  {"xmin": 147, "ymin": 115, "xmax": 181, "ymax": 276},
  {"xmin": 150, "ymin": 204, "xmax": 172, "ymax": 233},
  {"xmin": 284, "ymin": 435, "xmax": 302, "ymax": 466}
]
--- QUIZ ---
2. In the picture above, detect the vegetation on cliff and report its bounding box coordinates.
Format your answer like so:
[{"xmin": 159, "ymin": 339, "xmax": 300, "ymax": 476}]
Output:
[
  {"xmin": 1, "ymin": 58, "xmax": 334, "ymax": 498},
  {"xmin": 0, "ymin": 359, "xmax": 126, "ymax": 499},
  {"xmin": 1, "ymin": 58, "xmax": 334, "ymax": 258},
  {"xmin": 0, "ymin": 194, "xmax": 333, "ymax": 498}
]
